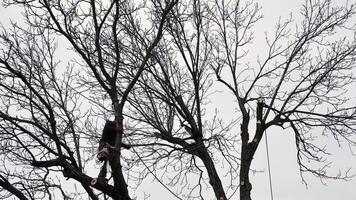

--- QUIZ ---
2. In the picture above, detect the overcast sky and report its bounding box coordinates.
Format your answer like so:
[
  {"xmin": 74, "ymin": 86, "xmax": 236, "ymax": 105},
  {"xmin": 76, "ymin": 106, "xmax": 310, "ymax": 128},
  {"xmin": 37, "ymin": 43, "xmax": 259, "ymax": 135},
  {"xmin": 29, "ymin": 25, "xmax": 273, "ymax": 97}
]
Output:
[
  {"xmin": 250, "ymin": 1, "xmax": 356, "ymax": 200},
  {"xmin": 1, "ymin": 0, "xmax": 356, "ymax": 200}
]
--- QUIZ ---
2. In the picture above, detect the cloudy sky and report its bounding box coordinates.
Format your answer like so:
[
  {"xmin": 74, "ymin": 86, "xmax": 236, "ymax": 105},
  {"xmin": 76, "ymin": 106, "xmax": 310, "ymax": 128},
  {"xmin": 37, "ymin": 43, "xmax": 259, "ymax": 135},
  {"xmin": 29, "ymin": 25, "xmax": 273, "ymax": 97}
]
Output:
[
  {"xmin": 1, "ymin": 0, "xmax": 356, "ymax": 199},
  {"xmin": 250, "ymin": 0, "xmax": 356, "ymax": 200}
]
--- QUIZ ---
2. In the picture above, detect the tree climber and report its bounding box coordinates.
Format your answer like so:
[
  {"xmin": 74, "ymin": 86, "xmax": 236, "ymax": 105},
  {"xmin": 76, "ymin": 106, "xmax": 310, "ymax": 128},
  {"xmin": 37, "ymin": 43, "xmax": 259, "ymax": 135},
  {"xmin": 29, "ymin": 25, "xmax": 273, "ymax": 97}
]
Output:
[
  {"xmin": 97, "ymin": 121, "xmax": 116, "ymax": 180},
  {"xmin": 92, "ymin": 120, "xmax": 130, "ymax": 185}
]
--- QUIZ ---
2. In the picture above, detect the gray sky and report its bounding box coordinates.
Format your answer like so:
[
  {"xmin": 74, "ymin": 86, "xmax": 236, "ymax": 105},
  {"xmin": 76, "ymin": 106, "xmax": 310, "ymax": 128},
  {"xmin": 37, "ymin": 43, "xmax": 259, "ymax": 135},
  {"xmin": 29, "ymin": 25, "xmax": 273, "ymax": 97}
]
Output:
[
  {"xmin": 1, "ymin": 0, "xmax": 356, "ymax": 199},
  {"xmin": 250, "ymin": 0, "xmax": 356, "ymax": 200}
]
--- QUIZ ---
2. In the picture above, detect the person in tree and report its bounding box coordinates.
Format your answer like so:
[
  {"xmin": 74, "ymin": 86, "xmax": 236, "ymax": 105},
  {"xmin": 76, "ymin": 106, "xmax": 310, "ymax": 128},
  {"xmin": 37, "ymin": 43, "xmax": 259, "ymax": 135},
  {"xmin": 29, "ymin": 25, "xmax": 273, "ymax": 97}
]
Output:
[
  {"xmin": 97, "ymin": 120, "xmax": 117, "ymax": 180},
  {"xmin": 93, "ymin": 120, "xmax": 130, "ymax": 184}
]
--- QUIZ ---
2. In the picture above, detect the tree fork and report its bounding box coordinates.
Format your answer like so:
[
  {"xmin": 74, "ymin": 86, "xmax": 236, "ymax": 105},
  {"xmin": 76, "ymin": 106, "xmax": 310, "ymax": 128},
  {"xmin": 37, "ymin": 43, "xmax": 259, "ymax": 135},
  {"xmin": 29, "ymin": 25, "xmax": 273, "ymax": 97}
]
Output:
[{"xmin": 240, "ymin": 101, "xmax": 264, "ymax": 200}]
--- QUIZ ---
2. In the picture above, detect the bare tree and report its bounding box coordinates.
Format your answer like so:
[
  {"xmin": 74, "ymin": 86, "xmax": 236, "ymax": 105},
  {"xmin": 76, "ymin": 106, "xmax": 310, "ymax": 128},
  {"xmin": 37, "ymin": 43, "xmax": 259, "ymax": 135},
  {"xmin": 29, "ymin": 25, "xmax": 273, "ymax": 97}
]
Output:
[
  {"xmin": 0, "ymin": 0, "xmax": 177, "ymax": 199},
  {"xmin": 124, "ymin": 0, "xmax": 356, "ymax": 200},
  {"xmin": 1, "ymin": 0, "xmax": 356, "ymax": 200},
  {"xmin": 125, "ymin": 0, "xmax": 244, "ymax": 199},
  {"xmin": 208, "ymin": 0, "xmax": 356, "ymax": 199}
]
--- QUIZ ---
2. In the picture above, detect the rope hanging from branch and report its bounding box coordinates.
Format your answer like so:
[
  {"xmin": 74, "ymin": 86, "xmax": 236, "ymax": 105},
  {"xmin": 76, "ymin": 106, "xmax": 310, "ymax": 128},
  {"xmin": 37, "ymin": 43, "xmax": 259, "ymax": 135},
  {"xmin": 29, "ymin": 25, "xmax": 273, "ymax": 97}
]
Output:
[{"xmin": 265, "ymin": 129, "xmax": 274, "ymax": 200}]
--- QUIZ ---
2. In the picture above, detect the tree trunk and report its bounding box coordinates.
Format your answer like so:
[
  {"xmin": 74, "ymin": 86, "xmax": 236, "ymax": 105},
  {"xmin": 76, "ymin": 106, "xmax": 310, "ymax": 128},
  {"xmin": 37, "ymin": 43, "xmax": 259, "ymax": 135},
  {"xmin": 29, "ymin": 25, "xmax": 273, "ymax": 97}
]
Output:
[
  {"xmin": 197, "ymin": 147, "xmax": 227, "ymax": 200},
  {"xmin": 110, "ymin": 157, "xmax": 130, "ymax": 200},
  {"xmin": 110, "ymin": 101, "xmax": 131, "ymax": 200},
  {"xmin": 239, "ymin": 101, "xmax": 264, "ymax": 200},
  {"xmin": 239, "ymin": 105, "xmax": 252, "ymax": 200},
  {"xmin": 239, "ymin": 149, "xmax": 253, "ymax": 200}
]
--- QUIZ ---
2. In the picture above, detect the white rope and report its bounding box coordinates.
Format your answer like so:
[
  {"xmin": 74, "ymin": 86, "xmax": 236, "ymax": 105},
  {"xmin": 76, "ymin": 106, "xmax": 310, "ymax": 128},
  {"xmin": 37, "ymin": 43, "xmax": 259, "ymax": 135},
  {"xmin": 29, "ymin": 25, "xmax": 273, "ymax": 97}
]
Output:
[{"xmin": 264, "ymin": 129, "xmax": 274, "ymax": 200}]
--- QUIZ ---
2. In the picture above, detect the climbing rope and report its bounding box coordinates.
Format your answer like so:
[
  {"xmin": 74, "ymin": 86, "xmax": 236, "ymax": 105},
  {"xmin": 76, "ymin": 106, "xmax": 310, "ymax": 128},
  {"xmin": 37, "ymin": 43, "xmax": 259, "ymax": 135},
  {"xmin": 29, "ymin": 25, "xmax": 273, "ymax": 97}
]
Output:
[{"xmin": 264, "ymin": 129, "xmax": 274, "ymax": 200}]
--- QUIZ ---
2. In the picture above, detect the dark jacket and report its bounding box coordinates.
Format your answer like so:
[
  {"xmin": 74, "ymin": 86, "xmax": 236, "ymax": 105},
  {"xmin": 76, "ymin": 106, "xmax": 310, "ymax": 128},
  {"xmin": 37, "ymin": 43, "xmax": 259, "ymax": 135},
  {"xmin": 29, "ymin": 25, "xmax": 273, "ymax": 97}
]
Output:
[{"xmin": 100, "ymin": 121, "xmax": 116, "ymax": 146}]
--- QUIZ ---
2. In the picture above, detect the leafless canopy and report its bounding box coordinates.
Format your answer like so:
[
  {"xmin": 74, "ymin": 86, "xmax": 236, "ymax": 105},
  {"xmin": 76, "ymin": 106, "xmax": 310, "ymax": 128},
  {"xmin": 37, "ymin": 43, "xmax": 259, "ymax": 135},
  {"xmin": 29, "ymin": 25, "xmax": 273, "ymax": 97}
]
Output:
[
  {"xmin": 1, "ymin": 0, "xmax": 356, "ymax": 200},
  {"xmin": 0, "ymin": 0, "xmax": 177, "ymax": 199}
]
